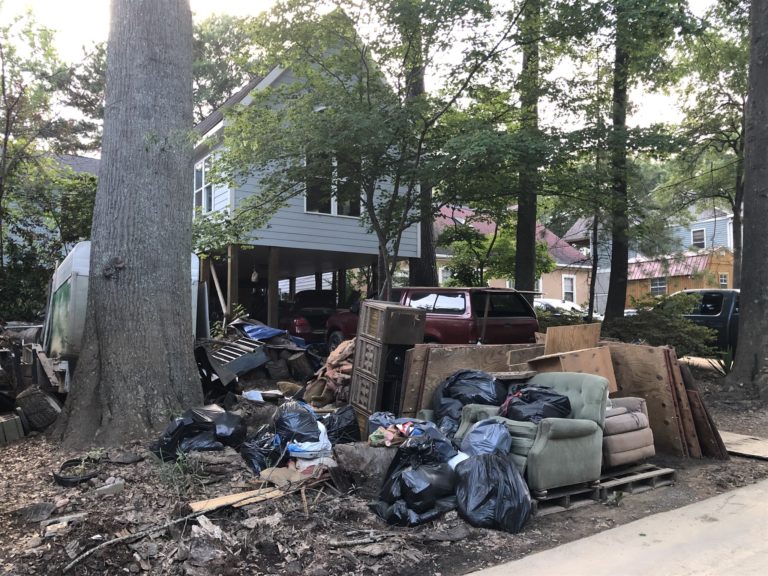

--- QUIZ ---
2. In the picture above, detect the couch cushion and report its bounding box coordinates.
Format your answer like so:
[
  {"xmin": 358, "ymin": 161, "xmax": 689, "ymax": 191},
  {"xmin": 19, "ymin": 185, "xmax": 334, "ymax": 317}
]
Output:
[
  {"xmin": 604, "ymin": 411, "xmax": 649, "ymax": 436},
  {"xmin": 603, "ymin": 427, "xmax": 654, "ymax": 453}
]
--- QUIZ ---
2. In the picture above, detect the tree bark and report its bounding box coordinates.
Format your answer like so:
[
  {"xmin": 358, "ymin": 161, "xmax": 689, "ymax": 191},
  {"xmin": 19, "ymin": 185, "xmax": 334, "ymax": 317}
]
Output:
[
  {"xmin": 727, "ymin": 0, "xmax": 768, "ymax": 399},
  {"xmin": 731, "ymin": 140, "xmax": 744, "ymax": 288},
  {"xmin": 55, "ymin": 0, "xmax": 202, "ymax": 448},
  {"xmin": 604, "ymin": 8, "xmax": 630, "ymax": 325},
  {"xmin": 514, "ymin": 0, "xmax": 540, "ymax": 302},
  {"xmin": 409, "ymin": 196, "xmax": 438, "ymax": 286}
]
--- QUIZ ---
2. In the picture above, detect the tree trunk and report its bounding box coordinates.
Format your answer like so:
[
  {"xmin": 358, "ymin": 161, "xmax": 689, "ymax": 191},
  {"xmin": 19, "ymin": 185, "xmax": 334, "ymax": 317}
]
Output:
[
  {"xmin": 409, "ymin": 195, "xmax": 438, "ymax": 286},
  {"xmin": 514, "ymin": 0, "xmax": 540, "ymax": 302},
  {"xmin": 732, "ymin": 149, "xmax": 744, "ymax": 289},
  {"xmin": 55, "ymin": 0, "xmax": 202, "ymax": 448},
  {"xmin": 727, "ymin": 0, "xmax": 768, "ymax": 399},
  {"xmin": 604, "ymin": 9, "xmax": 630, "ymax": 325}
]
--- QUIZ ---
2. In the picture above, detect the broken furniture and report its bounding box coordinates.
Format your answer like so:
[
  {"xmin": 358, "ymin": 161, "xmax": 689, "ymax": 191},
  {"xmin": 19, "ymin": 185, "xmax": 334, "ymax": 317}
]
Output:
[
  {"xmin": 602, "ymin": 397, "xmax": 655, "ymax": 468},
  {"xmin": 349, "ymin": 301, "xmax": 426, "ymax": 434},
  {"xmin": 454, "ymin": 372, "xmax": 609, "ymax": 493}
]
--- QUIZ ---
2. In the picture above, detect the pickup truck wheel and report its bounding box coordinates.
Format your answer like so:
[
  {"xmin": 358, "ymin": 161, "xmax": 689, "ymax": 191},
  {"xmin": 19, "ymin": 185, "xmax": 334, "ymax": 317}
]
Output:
[{"xmin": 327, "ymin": 331, "xmax": 345, "ymax": 352}]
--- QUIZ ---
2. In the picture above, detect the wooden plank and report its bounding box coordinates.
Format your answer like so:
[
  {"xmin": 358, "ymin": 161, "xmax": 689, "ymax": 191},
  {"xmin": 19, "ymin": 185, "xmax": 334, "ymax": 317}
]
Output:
[
  {"xmin": 527, "ymin": 347, "xmax": 617, "ymax": 393},
  {"xmin": 544, "ymin": 323, "xmax": 602, "ymax": 356},
  {"xmin": 604, "ymin": 343, "xmax": 686, "ymax": 457},
  {"xmin": 415, "ymin": 344, "xmax": 543, "ymax": 413},
  {"xmin": 665, "ymin": 349, "xmax": 701, "ymax": 458},
  {"xmin": 400, "ymin": 346, "xmax": 430, "ymax": 417},
  {"xmin": 32, "ymin": 345, "xmax": 59, "ymax": 390},
  {"xmin": 719, "ymin": 431, "xmax": 768, "ymax": 460},
  {"xmin": 687, "ymin": 389, "xmax": 727, "ymax": 459},
  {"xmin": 189, "ymin": 487, "xmax": 283, "ymax": 513}
]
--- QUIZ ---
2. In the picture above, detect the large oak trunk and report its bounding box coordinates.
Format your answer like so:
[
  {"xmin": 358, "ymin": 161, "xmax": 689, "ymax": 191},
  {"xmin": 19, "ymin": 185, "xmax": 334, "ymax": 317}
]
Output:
[
  {"xmin": 727, "ymin": 0, "xmax": 768, "ymax": 399},
  {"xmin": 604, "ymin": 9, "xmax": 630, "ymax": 325},
  {"xmin": 55, "ymin": 0, "xmax": 202, "ymax": 448}
]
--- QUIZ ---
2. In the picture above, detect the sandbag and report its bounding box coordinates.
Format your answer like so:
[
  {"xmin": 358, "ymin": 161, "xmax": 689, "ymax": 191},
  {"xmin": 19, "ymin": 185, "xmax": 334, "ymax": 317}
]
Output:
[
  {"xmin": 460, "ymin": 419, "xmax": 512, "ymax": 456},
  {"xmin": 455, "ymin": 454, "xmax": 531, "ymax": 533},
  {"xmin": 273, "ymin": 401, "xmax": 320, "ymax": 443},
  {"xmin": 501, "ymin": 386, "xmax": 571, "ymax": 424},
  {"xmin": 320, "ymin": 405, "xmax": 360, "ymax": 444}
]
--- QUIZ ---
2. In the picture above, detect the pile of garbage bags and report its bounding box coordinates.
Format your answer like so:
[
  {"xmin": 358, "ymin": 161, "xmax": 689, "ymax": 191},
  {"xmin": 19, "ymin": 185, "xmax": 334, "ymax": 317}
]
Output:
[
  {"xmin": 369, "ymin": 411, "xmax": 531, "ymax": 533},
  {"xmin": 151, "ymin": 401, "xmax": 360, "ymax": 476},
  {"xmin": 500, "ymin": 386, "xmax": 571, "ymax": 423},
  {"xmin": 432, "ymin": 370, "xmax": 507, "ymax": 437}
]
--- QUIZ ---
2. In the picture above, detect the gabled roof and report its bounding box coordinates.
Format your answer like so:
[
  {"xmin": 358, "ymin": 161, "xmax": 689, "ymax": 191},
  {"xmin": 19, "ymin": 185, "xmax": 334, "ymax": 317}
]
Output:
[
  {"xmin": 536, "ymin": 225, "xmax": 588, "ymax": 266},
  {"xmin": 627, "ymin": 249, "xmax": 730, "ymax": 280},
  {"xmin": 562, "ymin": 217, "xmax": 593, "ymax": 243},
  {"xmin": 57, "ymin": 154, "xmax": 99, "ymax": 176},
  {"xmin": 434, "ymin": 206, "xmax": 587, "ymax": 267},
  {"xmin": 194, "ymin": 75, "xmax": 265, "ymax": 137}
]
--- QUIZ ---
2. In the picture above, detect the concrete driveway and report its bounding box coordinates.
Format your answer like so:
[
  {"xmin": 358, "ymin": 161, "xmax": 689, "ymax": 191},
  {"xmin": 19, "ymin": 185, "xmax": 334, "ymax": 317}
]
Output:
[{"xmin": 470, "ymin": 478, "xmax": 768, "ymax": 576}]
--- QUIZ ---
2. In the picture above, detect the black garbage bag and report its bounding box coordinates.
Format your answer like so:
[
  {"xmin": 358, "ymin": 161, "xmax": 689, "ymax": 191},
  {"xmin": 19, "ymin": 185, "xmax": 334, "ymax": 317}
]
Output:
[
  {"xmin": 500, "ymin": 386, "xmax": 571, "ymax": 424},
  {"xmin": 319, "ymin": 405, "xmax": 360, "ymax": 445},
  {"xmin": 150, "ymin": 404, "xmax": 246, "ymax": 461},
  {"xmin": 401, "ymin": 463, "xmax": 456, "ymax": 513},
  {"xmin": 410, "ymin": 422, "xmax": 457, "ymax": 463},
  {"xmin": 455, "ymin": 454, "xmax": 531, "ymax": 533},
  {"xmin": 460, "ymin": 419, "xmax": 512, "ymax": 456},
  {"xmin": 273, "ymin": 401, "xmax": 320, "ymax": 443},
  {"xmin": 370, "ymin": 495, "xmax": 458, "ymax": 527},
  {"xmin": 433, "ymin": 370, "xmax": 506, "ymax": 438},
  {"xmin": 184, "ymin": 405, "xmax": 247, "ymax": 447},
  {"xmin": 240, "ymin": 425, "xmax": 282, "ymax": 475},
  {"xmin": 379, "ymin": 436, "xmax": 443, "ymax": 503}
]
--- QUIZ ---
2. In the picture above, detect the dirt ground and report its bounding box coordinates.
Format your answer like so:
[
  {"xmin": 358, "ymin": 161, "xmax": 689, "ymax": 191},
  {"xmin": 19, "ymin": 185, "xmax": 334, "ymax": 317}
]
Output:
[{"xmin": 2, "ymin": 362, "xmax": 767, "ymax": 576}]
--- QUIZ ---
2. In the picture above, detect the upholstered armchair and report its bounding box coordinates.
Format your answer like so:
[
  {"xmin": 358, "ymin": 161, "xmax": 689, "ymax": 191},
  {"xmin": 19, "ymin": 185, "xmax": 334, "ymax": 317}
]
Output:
[
  {"xmin": 454, "ymin": 372, "xmax": 609, "ymax": 493},
  {"xmin": 602, "ymin": 396, "xmax": 655, "ymax": 468}
]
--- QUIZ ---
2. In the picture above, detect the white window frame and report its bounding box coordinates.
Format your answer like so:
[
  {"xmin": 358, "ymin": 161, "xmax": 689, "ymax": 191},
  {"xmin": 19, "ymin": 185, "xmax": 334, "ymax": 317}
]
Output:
[
  {"xmin": 650, "ymin": 277, "xmax": 667, "ymax": 296},
  {"xmin": 194, "ymin": 156, "xmax": 214, "ymax": 214},
  {"xmin": 691, "ymin": 228, "xmax": 706, "ymax": 249},
  {"xmin": 719, "ymin": 273, "xmax": 729, "ymax": 289},
  {"xmin": 562, "ymin": 275, "xmax": 576, "ymax": 302},
  {"xmin": 304, "ymin": 156, "xmax": 362, "ymax": 219}
]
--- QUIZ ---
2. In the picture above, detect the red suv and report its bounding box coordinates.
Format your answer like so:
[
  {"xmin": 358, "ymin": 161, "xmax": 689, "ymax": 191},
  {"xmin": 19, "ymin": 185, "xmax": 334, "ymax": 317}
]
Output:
[{"xmin": 325, "ymin": 287, "xmax": 539, "ymax": 350}]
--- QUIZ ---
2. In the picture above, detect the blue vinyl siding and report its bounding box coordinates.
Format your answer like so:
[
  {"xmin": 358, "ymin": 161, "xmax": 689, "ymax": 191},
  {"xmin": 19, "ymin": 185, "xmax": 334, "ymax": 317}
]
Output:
[{"xmin": 669, "ymin": 216, "xmax": 732, "ymax": 251}]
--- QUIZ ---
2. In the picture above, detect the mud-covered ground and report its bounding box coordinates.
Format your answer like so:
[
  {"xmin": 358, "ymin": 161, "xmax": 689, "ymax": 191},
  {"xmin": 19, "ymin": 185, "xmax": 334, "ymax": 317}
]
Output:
[{"xmin": 2, "ymin": 363, "xmax": 767, "ymax": 576}]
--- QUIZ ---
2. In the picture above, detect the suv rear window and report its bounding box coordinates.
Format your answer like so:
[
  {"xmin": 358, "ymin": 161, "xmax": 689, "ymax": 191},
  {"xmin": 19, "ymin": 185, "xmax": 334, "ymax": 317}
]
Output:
[
  {"xmin": 472, "ymin": 292, "xmax": 533, "ymax": 317},
  {"xmin": 692, "ymin": 292, "xmax": 724, "ymax": 316},
  {"xmin": 408, "ymin": 292, "xmax": 466, "ymax": 315}
]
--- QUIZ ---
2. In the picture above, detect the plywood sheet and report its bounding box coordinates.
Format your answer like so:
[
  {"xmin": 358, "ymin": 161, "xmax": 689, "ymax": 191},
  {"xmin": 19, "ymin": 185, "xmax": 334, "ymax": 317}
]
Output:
[
  {"xmin": 687, "ymin": 390, "xmax": 728, "ymax": 459},
  {"xmin": 719, "ymin": 431, "xmax": 768, "ymax": 460},
  {"xmin": 415, "ymin": 344, "xmax": 543, "ymax": 412},
  {"xmin": 544, "ymin": 323, "xmax": 602, "ymax": 356},
  {"xmin": 527, "ymin": 347, "xmax": 617, "ymax": 393},
  {"xmin": 605, "ymin": 343, "xmax": 686, "ymax": 456},
  {"xmin": 665, "ymin": 349, "xmax": 701, "ymax": 458},
  {"xmin": 400, "ymin": 347, "xmax": 430, "ymax": 417}
]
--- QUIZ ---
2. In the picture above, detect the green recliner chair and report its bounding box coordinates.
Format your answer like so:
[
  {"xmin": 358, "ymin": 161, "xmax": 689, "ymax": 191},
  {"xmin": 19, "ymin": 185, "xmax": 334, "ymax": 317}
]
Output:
[{"xmin": 455, "ymin": 372, "xmax": 609, "ymax": 494}]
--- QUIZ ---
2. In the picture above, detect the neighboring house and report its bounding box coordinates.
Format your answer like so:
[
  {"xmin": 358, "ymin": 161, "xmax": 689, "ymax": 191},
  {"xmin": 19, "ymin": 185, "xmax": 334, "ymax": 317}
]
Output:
[
  {"xmin": 434, "ymin": 206, "xmax": 592, "ymax": 305},
  {"xmin": 193, "ymin": 67, "xmax": 419, "ymax": 324},
  {"xmin": 625, "ymin": 248, "xmax": 733, "ymax": 305},
  {"xmin": 668, "ymin": 207, "xmax": 734, "ymax": 252},
  {"xmin": 561, "ymin": 208, "xmax": 736, "ymax": 313},
  {"xmin": 562, "ymin": 216, "xmax": 611, "ymax": 314}
]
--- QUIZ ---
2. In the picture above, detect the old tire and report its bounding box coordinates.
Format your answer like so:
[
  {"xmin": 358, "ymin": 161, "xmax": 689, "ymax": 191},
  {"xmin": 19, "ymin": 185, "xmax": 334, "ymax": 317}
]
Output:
[
  {"xmin": 327, "ymin": 331, "xmax": 345, "ymax": 353},
  {"xmin": 15, "ymin": 386, "xmax": 62, "ymax": 431}
]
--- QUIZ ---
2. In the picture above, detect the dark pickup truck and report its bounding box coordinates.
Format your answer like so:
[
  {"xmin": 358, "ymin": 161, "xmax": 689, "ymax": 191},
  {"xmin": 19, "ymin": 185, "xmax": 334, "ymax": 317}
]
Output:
[
  {"xmin": 681, "ymin": 289, "xmax": 739, "ymax": 351},
  {"xmin": 325, "ymin": 287, "xmax": 539, "ymax": 350}
]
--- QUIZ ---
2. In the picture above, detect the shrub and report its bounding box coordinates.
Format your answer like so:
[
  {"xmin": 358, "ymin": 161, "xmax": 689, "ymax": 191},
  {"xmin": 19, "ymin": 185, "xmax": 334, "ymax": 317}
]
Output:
[{"xmin": 603, "ymin": 293, "xmax": 717, "ymax": 358}]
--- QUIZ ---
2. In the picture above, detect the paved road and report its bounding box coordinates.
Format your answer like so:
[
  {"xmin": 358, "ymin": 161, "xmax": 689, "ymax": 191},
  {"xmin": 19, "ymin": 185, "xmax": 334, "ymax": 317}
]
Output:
[{"xmin": 471, "ymin": 478, "xmax": 768, "ymax": 576}]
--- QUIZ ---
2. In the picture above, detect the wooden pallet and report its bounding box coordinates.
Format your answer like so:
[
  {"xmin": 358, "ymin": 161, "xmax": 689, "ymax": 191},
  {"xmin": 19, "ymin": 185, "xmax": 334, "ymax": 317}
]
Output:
[
  {"xmin": 598, "ymin": 463, "xmax": 676, "ymax": 499},
  {"xmin": 531, "ymin": 483, "xmax": 600, "ymax": 516}
]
